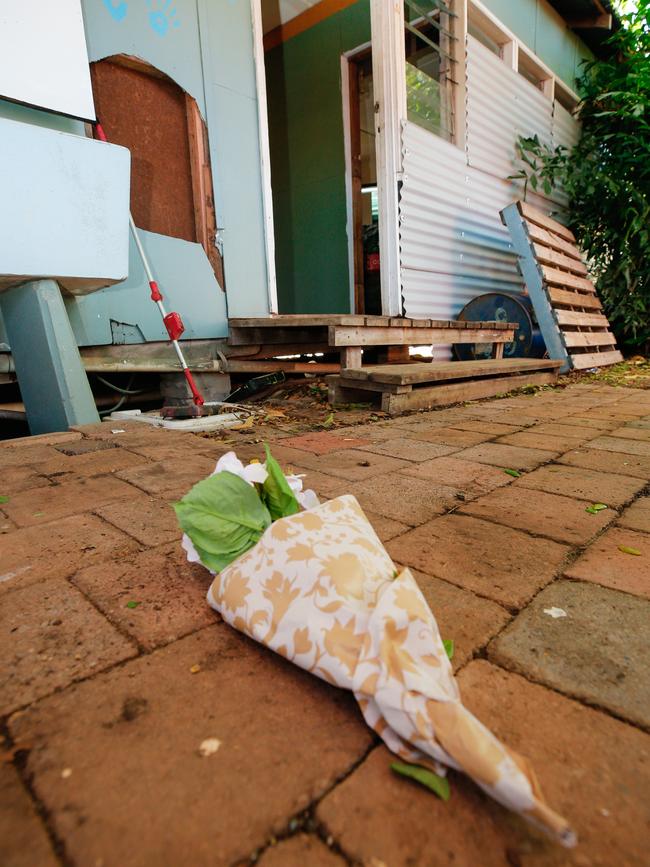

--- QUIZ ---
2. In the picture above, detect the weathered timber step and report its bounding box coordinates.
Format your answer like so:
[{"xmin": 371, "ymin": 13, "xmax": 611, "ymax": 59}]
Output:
[
  {"xmin": 327, "ymin": 358, "xmax": 561, "ymax": 416},
  {"xmin": 341, "ymin": 358, "xmax": 561, "ymax": 385}
]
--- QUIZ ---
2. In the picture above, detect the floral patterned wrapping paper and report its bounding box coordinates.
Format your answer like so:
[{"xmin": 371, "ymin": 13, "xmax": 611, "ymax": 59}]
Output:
[{"xmin": 201, "ymin": 494, "xmax": 574, "ymax": 846}]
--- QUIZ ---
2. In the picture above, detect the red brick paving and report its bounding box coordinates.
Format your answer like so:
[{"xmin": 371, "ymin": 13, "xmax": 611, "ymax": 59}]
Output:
[
  {"xmin": 564, "ymin": 525, "xmax": 650, "ymax": 598},
  {"xmin": 459, "ymin": 486, "xmax": 615, "ymax": 545},
  {"xmin": 10, "ymin": 626, "xmax": 372, "ymax": 867},
  {"xmin": 1, "ymin": 382, "xmax": 649, "ymax": 866}
]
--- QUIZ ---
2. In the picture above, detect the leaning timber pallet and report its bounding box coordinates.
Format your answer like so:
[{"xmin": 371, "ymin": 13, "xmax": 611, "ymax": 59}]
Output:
[{"xmin": 500, "ymin": 200, "xmax": 622, "ymax": 373}]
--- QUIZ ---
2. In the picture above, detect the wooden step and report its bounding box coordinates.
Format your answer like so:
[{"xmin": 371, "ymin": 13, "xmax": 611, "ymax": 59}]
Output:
[
  {"xmin": 341, "ymin": 358, "xmax": 561, "ymax": 385},
  {"xmin": 229, "ymin": 315, "xmax": 514, "ymax": 330}
]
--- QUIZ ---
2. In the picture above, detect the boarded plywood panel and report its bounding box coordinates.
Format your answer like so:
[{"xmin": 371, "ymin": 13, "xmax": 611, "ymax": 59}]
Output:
[{"xmin": 90, "ymin": 59, "xmax": 196, "ymax": 242}]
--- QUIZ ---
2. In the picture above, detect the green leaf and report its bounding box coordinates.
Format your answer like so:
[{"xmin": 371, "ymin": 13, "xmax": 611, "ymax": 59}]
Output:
[
  {"xmin": 391, "ymin": 762, "xmax": 451, "ymax": 801},
  {"xmin": 0, "ymin": 496, "xmax": 9, "ymax": 504},
  {"xmin": 322, "ymin": 412, "xmax": 335, "ymax": 428},
  {"xmin": 618, "ymin": 545, "xmax": 642, "ymax": 556},
  {"xmin": 125, "ymin": 600, "xmax": 141, "ymax": 609},
  {"xmin": 586, "ymin": 503, "xmax": 608, "ymax": 514},
  {"xmin": 503, "ymin": 468, "xmax": 521, "ymax": 478},
  {"xmin": 443, "ymin": 639, "xmax": 454, "ymax": 660},
  {"xmin": 174, "ymin": 470, "xmax": 272, "ymax": 572},
  {"xmin": 262, "ymin": 444, "xmax": 300, "ymax": 521}
]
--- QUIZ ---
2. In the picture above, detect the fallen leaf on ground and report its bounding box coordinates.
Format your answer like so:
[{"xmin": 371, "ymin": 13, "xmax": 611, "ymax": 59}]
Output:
[
  {"xmin": 618, "ymin": 545, "xmax": 642, "ymax": 556},
  {"xmin": 125, "ymin": 600, "xmax": 141, "ymax": 609},
  {"xmin": 443, "ymin": 639, "xmax": 454, "ymax": 660},
  {"xmin": 0, "ymin": 496, "xmax": 9, "ymax": 504},
  {"xmin": 391, "ymin": 762, "xmax": 450, "ymax": 801},
  {"xmin": 503, "ymin": 469, "xmax": 521, "ymax": 478},
  {"xmin": 586, "ymin": 503, "xmax": 608, "ymax": 514},
  {"xmin": 190, "ymin": 664, "xmax": 201, "ymax": 674}
]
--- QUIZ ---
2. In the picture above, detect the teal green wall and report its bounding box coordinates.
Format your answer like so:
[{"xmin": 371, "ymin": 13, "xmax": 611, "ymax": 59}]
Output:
[
  {"xmin": 482, "ymin": 0, "xmax": 594, "ymax": 89},
  {"xmin": 266, "ymin": 1, "xmax": 371, "ymax": 314}
]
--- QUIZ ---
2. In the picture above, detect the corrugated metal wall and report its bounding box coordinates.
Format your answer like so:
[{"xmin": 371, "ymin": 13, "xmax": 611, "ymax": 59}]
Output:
[{"xmin": 399, "ymin": 34, "xmax": 580, "ymax": 321}]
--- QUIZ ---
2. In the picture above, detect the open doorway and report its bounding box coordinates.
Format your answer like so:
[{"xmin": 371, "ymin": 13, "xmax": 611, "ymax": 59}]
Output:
[
  {"xmin": 262, "ymin": 1, "xmax": 374, "ymax": 316},
  {"xmin": 347, "ymin": 50, "xmax": 381, "ymax": 315}
]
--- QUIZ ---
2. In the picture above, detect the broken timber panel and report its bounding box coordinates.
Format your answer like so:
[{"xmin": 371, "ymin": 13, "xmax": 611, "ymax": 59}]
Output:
[{"xmin": 500, "ymin": 201, "xmax": 622, "ymax": 373}]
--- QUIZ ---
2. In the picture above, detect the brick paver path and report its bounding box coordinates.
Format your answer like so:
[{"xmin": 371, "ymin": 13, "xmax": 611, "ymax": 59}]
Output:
[{"xmin": 1, "ymin": 383, "xmax": 649, "ymax": 867}]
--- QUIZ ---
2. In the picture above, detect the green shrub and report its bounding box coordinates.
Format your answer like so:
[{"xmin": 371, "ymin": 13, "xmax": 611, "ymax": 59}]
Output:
[{"xmin": 512, "ymin": 3, "xmax": 650, "ymax": 354}]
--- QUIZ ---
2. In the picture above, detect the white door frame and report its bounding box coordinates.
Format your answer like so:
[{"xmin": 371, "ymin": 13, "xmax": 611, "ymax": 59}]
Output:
[
  {"xmin": 370, "ymin": 0, "xmax": 406, "ymax": 317},
  {"xmin": 250, "ymin": 0, "xmax": 278, "ymax": 314}
]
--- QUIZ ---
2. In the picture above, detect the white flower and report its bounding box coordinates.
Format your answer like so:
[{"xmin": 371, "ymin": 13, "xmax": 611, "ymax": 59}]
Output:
[
  {"xmin": 212, "ymin": 451, "xmax": 268, "ymax": 485},
  {"xmin": 182, "ymin": 532, "xmax": 202, "ymax": 564},
  {"xmin": 285, "ymin": 473, "xmax": 320, "ymax": 511}
]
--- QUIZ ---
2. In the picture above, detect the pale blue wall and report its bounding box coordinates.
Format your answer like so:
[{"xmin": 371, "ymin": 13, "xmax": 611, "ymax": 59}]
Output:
[
  {"xmin": 0, "ymin": 0, "xmax": 269, "ymax": 350},
  {"xmin": 0, "ymin": 118, "xmax": 130, "ymax": 292},
  {"xmin": 482, "ymin": 0, "xmax": 594, "ymax": 89}
]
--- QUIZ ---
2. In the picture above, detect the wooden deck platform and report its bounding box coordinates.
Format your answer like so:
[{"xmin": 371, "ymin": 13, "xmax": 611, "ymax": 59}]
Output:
[{"xmin": 328, "ymin": 358, "xmax": 562, "ymax": 415}]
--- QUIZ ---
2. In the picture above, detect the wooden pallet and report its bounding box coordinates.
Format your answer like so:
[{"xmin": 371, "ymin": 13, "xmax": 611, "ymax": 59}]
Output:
[
  {"xmin": 328, "ymin": 358, "xmax": 561, "ymax": 415},
  {"xmin": 501, "ymin": 201, "xmax": 622, "ymax": 372},
  {"xmin": 228, "ymin": 314, "xmax": 517, "ymax": 370}
]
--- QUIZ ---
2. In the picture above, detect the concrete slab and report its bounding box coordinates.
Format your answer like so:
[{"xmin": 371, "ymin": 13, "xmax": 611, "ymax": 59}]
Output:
[{"xmin": 488, "ymin": 581, "xmax": 650, "ymax": 728}]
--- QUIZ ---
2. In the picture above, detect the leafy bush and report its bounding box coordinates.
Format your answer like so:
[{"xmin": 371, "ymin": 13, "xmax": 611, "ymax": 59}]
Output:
[{"xmin": 512, "ymin": 3, "xmax": 650, "ymax": 354}]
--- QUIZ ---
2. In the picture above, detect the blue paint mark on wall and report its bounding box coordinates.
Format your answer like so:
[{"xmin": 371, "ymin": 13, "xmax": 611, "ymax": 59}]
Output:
[
  {"xmin": 102, "ymin": 0, "xmax": 128, "ymax": 22},
  {"xmin": 147, "ymin": 0, "xmax": 181, "ymax": 35}
]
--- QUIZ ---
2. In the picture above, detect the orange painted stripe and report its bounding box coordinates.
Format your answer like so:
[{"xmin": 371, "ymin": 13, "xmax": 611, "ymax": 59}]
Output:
[{"xmin": 264, "ymin": 0, "xmax": 360, "ymax": 51}]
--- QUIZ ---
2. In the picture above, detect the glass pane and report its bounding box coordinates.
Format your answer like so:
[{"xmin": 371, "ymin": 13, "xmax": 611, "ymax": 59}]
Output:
[{"xmin": 404, "ymin": 1, "xmax": 452, "ymax": 140}]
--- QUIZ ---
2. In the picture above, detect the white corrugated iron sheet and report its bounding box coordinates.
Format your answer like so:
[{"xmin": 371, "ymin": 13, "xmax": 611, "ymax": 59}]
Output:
[
  {"xmin": 467, "ymin": 36, "xmax": 553, "ymax": 181},
  {"xmin": 399, "ymin": 35, "xmax": 580, "ymax": 321}
]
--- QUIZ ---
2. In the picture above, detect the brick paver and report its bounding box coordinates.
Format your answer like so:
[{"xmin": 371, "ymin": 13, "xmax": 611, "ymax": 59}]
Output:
[
  {"xmin": 387, "ymin": 514, "xmax": 569, "ymax": 609},
  {"xmin": 514, "ymin": 462, "xmax": 645, "ymax": 508},
  {"xmin": 451, "ymin": 442, "xmax": 558, "ymax": 471},
  {"xmin": 72, "ymin": 546, "xmax": 217, "ymax": 650},
  {"xmin": 459, "ymin": 486, "xmax": 614, "ymax": 545},
  {"xmin": 0, "ymin": 578, "xmax": 136, "ymax": 715},
  {"xmin": 488, "ymin": 581, "xmax": 650, "ymax": 728},
  {"xmin": 348, "ymin": 472, "xmax": 459, "ymax": 525},
  {"xmin": 256, "ymin": 834, "xmax": 345, "ymax": 867},
  {"xmin": 95, "ymin": 494, "xmax": 181, "ymax": 547},
  {"xmin": 459, "ymin": 661, "xmax": 650, "ymax": 867},
  {"xmin": 616, "ymin": 496, "xmax": 650, "ymax": 533},
  {"xmin": 2, "ymin": 383, "xmax": 650, "ymax": 865},
  {"xmin": 358, "ymin": 436, "xmax": 458, "ymax": 462},
  {"xmin": 0, "ymin": 514, "xmax": 140, "ymax": 594},
  {"xmin": 564, "ymin": 525, "xmax": 650, "ymax": 598},
  {"xmin": 408, "ymin": 568, "xmax": 511, "ymax": 669},
  {"xmin": 2, "ymin": 476, "xmax": 142, "ymax": 527},
  {"xmin": 10, "ymin": 626, "xmax": 372, "ymax": 867},
  {"xmin": 558, "ymin": 446, "xmax": 650, "ymax": 478},
  {"xmin": 0, "ymin": 763, "xmax": 58, "ymax": 867}
]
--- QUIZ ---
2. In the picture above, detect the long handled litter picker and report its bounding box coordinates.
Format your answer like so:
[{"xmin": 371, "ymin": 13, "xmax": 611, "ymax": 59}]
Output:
[{"xmin": 95, "ymin": 121, "xmax": 205, "ymax": 409}]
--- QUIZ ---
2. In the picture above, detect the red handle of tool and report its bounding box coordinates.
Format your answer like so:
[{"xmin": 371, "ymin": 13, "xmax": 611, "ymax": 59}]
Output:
[{"xmin": 184, "ymin": 369, "xmax": 205, "ymax": 406}]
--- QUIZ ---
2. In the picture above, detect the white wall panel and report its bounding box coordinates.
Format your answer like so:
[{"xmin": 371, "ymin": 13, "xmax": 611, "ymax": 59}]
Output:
[
  {"xmin": 466, "ymin": 36, "xmax": 552, "ymax": 181},
  {"xmin": 399, "ymin": 35, "xmax": 581, "ymax": 323},
  {"xmin": 400, "ymin": 121, "xmax": 524, "ymax": 321},
  {"xmin": 0, "ymin": 0, "xmax": 95, "ymax": 121}
]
